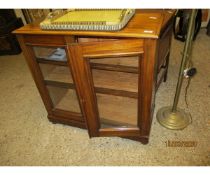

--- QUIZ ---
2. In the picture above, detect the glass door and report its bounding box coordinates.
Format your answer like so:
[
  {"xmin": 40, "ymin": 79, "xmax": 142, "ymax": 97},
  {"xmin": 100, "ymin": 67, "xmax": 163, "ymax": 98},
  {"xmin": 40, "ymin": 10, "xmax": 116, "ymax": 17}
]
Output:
[
  {"xmin": 30, "ymin": 45, "xmax": 83, "ymax": 121},
  {"xmin": 89, "ymin": 56, "xmax": 139, "ymax": 128},
  {"xmin": 68, "ymin": 39, "xmax": 144, "ymax": 137}
]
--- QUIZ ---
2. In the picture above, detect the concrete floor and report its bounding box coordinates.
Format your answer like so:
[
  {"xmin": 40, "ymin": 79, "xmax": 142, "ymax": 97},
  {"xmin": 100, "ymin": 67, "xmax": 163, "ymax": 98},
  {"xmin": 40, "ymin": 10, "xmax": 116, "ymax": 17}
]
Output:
[{"xmin": 0, "ymin": 29, "xmax": 210, "ymax": 165}]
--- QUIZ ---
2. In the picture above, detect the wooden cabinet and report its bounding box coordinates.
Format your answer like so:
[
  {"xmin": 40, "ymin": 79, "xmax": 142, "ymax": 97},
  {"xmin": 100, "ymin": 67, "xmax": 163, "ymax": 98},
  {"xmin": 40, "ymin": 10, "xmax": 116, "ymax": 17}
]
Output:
[{"xmin": 14, "ymin": 10, "xmax": 175, "ymax": 144}]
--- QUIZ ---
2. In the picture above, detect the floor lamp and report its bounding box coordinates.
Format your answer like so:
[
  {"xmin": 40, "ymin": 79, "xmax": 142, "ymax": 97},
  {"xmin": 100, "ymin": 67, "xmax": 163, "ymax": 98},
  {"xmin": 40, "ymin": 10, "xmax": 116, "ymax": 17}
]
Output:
[{"xmin": 156, "ymin": 9, "xmax": 197, "ymax": 130}]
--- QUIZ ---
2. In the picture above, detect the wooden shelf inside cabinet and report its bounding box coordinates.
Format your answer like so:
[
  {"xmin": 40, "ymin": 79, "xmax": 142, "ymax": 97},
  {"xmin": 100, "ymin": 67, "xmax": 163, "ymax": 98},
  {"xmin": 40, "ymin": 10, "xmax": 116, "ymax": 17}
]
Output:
[
  {"xmin": 37, "ymin": 58, "xmax": 68, "ymax": 66},
  {"xmin": 92, "ymin": 69, "xmax": 138, "ymax": 98},
  {"xmin": 41, "ymin": 65, "xmax": 139, "ymax": 98},
  {"xmin": 90, "ymin": 63, "xmax": 138, "ymax": 74}
]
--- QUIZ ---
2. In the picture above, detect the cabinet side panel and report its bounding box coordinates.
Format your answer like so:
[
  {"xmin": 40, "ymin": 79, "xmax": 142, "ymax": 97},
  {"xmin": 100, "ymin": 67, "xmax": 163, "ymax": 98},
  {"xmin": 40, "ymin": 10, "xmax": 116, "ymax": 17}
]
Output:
[{"xmin": 138, "ymin": 39, "xmax": 158, "ymax": 136}]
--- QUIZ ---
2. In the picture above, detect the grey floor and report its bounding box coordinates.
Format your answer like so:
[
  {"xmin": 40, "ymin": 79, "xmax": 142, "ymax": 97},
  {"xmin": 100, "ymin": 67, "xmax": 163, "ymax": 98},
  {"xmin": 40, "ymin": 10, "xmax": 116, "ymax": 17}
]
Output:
[{"xmin": 0, "ymin": 29, "xmax": 210, "ymax": 166}]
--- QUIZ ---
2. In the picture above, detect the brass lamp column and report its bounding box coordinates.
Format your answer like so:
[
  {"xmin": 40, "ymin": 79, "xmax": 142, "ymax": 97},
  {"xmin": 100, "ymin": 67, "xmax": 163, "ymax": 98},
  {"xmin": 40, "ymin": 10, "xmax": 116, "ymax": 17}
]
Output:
[{"xmin": 156, "ymin": 9, "xmax": 197, "ymax": 130}]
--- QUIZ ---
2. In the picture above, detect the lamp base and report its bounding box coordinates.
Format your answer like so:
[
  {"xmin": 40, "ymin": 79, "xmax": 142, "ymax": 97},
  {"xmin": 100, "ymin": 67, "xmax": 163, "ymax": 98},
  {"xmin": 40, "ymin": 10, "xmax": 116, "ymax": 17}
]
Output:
[{"xmin": 156, "ymin": 106, "xmax": 191, "ymax": 130}]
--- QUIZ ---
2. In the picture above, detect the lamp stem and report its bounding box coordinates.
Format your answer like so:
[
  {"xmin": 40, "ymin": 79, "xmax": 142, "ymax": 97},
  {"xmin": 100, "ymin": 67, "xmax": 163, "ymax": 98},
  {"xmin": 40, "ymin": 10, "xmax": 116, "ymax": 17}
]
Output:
[{"xmin": 172, "ymin": 9, "xmax": 197, "ymax": 112}]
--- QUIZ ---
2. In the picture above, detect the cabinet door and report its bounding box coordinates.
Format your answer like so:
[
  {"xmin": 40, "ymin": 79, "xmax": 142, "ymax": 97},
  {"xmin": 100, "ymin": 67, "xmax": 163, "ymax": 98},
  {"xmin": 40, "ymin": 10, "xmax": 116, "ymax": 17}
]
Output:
[
  {"xmin": 68, "ymin": 39, "xmax": 145, "ymax": 138},
  {"xmin": 23, "ymin": 44, "xmax": 84, "ymax": 126}
]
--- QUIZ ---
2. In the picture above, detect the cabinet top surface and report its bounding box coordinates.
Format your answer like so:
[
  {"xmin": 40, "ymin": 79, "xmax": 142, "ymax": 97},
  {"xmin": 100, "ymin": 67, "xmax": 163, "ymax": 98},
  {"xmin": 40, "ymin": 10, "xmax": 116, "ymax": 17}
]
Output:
[{"xmin": 14, "ymin": 9, "xmax": 175, "ymax": 39}]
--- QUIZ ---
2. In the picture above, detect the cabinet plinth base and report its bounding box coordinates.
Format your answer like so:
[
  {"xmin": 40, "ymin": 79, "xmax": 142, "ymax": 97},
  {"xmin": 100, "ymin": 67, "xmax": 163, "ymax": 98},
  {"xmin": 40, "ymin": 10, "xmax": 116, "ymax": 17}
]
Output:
[{"xmin": 48, "ymin": 115, "xmax": 86, "ymax": 129}]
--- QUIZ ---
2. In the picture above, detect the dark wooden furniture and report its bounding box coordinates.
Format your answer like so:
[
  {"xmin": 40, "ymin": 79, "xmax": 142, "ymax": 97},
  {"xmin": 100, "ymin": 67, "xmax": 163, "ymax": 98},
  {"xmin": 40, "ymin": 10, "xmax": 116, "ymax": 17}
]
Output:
[
  {"xmin": 14, "ymin": 9, "xmax": 175, "ymax": 144},
  {"xmin": 0, "ymin": 9, "xmax": 23, "ymax": 55}
]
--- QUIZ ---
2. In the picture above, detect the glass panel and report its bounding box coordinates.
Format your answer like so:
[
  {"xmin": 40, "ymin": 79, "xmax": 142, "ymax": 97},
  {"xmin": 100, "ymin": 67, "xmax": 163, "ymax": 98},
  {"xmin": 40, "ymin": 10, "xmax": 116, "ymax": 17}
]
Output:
[
  {"xmin": 33, "ymin": 45, "xmax": 81, "ymax": 114},
  {"xmin": 33, "ymin": 46, "xmax": 67, "ymax": 62},
  {"xmin": 97, "ymin": 94, "xmax": 138, "ymax": 128},
  {"xmin": 39, "ymin": 64, "xmax": 73, "ymax": 84},
  {"xmin": 46, "ymin": 86, "xmax": 81, "ymax": 113},
  {"xmin": 38, "ymin": 63, "xmax": 80, "ymax": 113},
  {"xmin": 89, "ymin": 56, "xmax": 139, "ymax": 128}
]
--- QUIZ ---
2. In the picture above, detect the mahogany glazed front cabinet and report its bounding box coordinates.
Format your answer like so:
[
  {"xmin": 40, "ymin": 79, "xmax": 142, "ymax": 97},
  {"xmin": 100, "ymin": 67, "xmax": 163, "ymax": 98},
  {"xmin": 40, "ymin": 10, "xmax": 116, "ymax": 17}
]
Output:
[{"xmin": 14, "ymin": 10, "xmax": 175, "ymax": 144}]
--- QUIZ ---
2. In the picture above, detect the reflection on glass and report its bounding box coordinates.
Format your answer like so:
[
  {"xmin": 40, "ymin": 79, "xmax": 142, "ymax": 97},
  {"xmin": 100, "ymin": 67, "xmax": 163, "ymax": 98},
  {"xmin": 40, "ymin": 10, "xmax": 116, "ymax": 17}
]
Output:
[{"xmin": 33, "ymin": 46, "xmax": 67, "ymax": 62}]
